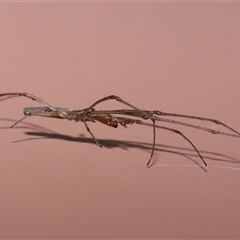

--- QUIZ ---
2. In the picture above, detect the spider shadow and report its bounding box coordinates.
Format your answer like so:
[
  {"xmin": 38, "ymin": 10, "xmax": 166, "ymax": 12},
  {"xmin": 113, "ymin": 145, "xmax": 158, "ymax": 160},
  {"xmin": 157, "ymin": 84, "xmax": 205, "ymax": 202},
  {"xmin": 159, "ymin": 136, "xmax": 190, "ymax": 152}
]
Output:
[
  {"xmin": 17, "ymin": 131, "xmax": 240, "ymax": 170},
  {"xmin": 1, "ymin": 118, "xmax": 240, "ymax": 169}
]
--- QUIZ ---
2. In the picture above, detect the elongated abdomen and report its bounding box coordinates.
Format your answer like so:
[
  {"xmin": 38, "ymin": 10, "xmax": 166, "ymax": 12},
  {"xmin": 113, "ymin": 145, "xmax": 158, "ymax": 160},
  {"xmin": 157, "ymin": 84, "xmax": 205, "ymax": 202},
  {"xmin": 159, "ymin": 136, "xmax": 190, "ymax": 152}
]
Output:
[{"xmin": 24, "ymin": 107, "xmax": 70, "ymax": 119}]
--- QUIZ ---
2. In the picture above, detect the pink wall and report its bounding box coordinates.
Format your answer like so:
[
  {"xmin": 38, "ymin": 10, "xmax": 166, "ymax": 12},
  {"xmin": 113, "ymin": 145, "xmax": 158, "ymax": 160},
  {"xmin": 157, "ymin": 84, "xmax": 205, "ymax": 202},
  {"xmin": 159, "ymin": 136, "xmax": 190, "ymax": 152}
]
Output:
[{"xmin": 1, "ymin": 2, "xmax": 240, "ymax": 238}]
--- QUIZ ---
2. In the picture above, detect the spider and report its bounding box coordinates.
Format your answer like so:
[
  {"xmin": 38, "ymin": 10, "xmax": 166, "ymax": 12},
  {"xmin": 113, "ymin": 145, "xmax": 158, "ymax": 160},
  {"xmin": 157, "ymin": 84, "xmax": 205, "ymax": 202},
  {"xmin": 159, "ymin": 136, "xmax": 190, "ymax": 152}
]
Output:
[{"xmin": 1, "ymin": 92, "xmax": 240, "ymax": 167}]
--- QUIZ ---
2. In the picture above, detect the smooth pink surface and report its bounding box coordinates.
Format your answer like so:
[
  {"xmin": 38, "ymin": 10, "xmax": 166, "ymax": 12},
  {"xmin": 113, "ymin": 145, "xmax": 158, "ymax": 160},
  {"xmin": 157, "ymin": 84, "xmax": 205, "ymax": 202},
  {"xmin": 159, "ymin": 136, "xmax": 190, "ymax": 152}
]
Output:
[{"xmin": 1, "ymin": 2, "xmax": 240, "ymax": 238}]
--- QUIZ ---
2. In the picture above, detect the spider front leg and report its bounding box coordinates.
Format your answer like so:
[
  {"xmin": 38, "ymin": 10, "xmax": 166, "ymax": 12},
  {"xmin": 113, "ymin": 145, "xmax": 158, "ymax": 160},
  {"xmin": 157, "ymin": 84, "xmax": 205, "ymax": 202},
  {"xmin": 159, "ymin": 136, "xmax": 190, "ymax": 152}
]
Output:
[
  {"xmin": 0, "ymin": 92, "xmax": 68, "ymax": 126},
  {"xmin": 0, "ymin": 92, "xmax": 53, "ymax": 110}
]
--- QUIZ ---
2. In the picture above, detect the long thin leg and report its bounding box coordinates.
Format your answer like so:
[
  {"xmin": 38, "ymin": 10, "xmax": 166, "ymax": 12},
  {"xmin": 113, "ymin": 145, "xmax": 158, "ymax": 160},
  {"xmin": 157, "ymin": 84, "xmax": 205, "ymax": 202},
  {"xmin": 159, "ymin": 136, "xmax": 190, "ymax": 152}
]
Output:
[
  {"xmin": 119, "ymin": 118, "xmax": 207, "ymax": 167},
  {"xmin": 80, "ymin": 95, "xmax": 157, "ymax": 166},
  {"xmin": 153, "ymin": 111, "xmax": 240, "ymax": 136},
  {"xmin": 0, "ymin": 92, "xmax": 67, "ymax": 121},
  {"xmin": 92, "ymin": 115, "xmax": 207, "ymax": 167},
  {"xmin": 154, "ymin": 117, "xmax": 240, "ymax": 138},
  {"xmin": 80, "ymin": 95, "xmax": 154, "ymax": 121},
  {"xmin": 92, "ymin": 109, "xmax": 240, "ymax": 138},
  {"xmin": 0, "ymin": 93, "xmax": 54, "ymax": 109},
  {"xmin": 84, "ymin": 122, "xmax": 102, "ymax": 148},
  {"xmin": 10, "ymin": 116, "xmax": 29, "ymax": 128}
]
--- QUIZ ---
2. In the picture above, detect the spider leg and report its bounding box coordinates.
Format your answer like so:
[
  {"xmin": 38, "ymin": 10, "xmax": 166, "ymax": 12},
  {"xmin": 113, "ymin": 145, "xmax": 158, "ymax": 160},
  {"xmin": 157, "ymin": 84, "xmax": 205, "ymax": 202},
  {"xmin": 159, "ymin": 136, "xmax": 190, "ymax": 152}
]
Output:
[
  {"xmin": 136, "ymin": 121, "xmax": 207, "ymax": 167},
  {"xmin": 0, "ymin": 92, "xmax": 54, "ymax": 110},
  {"xmin": 153, "ymin": 117, "xmax": 240, "ymax": 138},
  {"xmin": 0, "ymin": 92, "xmax": 68, "ymax": 126},
  {"xmin": 83, "ymin": 114, "xmax": 132, "ymax": 148},
  {"xmin": 81, "ymin": 95, "xmax": 157, "ymax": 165},
  {"xmin": 83, "ymin": 122, "xmax": 102, "ymax": 148},
  {"xmin": 153, "ymin": 111, "xmax": 240, "ymax": 136},
  {"xmin": 91, "ymin": 114, "xmax": 207, "ymax": 167},
  {"xmin": 94, "ymin": 109, "xmax": 240, "ymax": 138},
  {"xmin": 10, "ymin": 116, "xmax": 29, "ymax": 128},
  {"xmin": 81, "ymin": 96, "xmax": 155, "ymax": 122}
]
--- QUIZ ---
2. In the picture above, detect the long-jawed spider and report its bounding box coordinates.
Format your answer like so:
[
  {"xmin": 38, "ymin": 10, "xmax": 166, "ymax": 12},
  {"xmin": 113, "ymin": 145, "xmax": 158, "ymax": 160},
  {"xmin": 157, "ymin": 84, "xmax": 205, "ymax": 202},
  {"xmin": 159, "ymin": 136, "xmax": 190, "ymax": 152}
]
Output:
[{"xmin": 1, "ymin": 92, "xmax": 240, "ymax": 167}]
